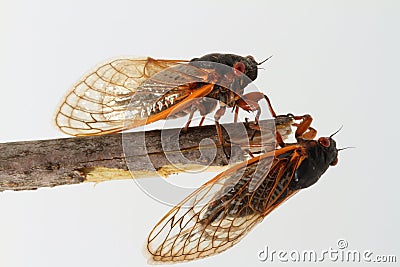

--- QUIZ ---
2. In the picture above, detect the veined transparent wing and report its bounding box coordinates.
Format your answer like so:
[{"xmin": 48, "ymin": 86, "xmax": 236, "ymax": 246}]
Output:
[
  {"xmin": 146, "ymin": 146, "xmax": 301, "ymax": 263},
  {"xmin": 55, "ymin": 57, "xmax": 217, "ymax": 136}
]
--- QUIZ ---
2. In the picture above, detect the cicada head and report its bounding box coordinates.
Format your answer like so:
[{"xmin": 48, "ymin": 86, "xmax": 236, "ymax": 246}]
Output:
[
  {"xmin": 190, "ymin": 53, "xmax": 259, "ymax": 82},
  {"xmin": 238, "ymin": 55, "xmax": 258, "ymax": 81}
]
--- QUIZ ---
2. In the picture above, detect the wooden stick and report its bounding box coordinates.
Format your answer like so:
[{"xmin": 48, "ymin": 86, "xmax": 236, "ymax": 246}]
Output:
[{"xmin": 0, "ymin": 120, "xmax": 289, "ymax": 192}]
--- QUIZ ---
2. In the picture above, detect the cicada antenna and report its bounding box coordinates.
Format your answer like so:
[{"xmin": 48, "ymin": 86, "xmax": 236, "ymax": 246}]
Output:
[
  {"xmin": 337, "ymin": 147, "xmax": 355, "ymax": 151},
  {"xmin": 330, "ymin": 125, "xmax": 343, "ymax": 138},
  {"xmin": 257, "ymin": 55, "xmax": 273, "ymax": 65}
]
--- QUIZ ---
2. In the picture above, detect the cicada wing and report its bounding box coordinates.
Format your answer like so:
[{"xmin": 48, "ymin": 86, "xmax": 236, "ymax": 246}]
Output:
[
  {"xmin": 146, "ymin": 146, "xmax": 305, "ymax": 263},
  {"xmin": 54, "ymin": 57, "xmax": 212, "ymax": 136},
  {"xmin": 146, "ymin": 152, "xmax": 275, "ymax": 263}
]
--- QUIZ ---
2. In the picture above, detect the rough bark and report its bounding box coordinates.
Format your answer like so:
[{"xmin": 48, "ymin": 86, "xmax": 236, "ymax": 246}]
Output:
[{"xmin": 0, "ymin": 120, "xmax": 286, "ymax": 192}]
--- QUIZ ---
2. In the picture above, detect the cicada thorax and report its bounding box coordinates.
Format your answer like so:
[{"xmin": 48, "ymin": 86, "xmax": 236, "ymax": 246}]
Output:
[
  {"xmin": 189, "ymin": 53, "xmax": 259, "ymax": 108},
  {"xmin": 290, "ymin": 138, "xmax": 339, "ymax": 190},
  {"xmin": 189, "ymin": 53, "xmax": 258, "ymax": 82}
]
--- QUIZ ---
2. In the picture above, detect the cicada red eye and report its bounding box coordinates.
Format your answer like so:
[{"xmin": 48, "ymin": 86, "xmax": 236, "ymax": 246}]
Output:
[
  {"xmin": 233, "ymin": 62, "xmax": 246, "ymax": 76},
  {"xmin": 331, "ymin": 158, "xmax": 338, "ymax": 166},
  {"xmin": 318, "ymin": 137, "xmax": 330, "ymax": 148}
]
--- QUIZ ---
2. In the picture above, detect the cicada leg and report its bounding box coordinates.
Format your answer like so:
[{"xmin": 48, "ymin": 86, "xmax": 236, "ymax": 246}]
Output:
[
  {"xmin": 214, "ymin": 105, "xmax": 230, "ymax": 160},
  {"xmin": 235, "ymin": 92, "xmax": 282, "ymax": 146},
  {"xmin": 291, "ymin": 114, "xmax": 317, "ymax": 140},
  {"xmin": 182, "ymin": 100, "xmax": 209, "ymax": 133}
]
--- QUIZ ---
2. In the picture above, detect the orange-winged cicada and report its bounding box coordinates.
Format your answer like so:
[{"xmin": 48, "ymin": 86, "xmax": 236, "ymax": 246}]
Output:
[
  {"xmin": 146, "ymin": 114, "xmax": 341, "ymax": 263},
  {"xmin": 55, "ymin": 53, "xmax": 276, "ymax": 149}
]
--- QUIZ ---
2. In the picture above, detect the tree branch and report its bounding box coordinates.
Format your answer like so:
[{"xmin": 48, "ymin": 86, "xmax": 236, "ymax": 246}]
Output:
[{"xmin": 1, "ymin": 119, "xmax": 293, "ymax": 192}]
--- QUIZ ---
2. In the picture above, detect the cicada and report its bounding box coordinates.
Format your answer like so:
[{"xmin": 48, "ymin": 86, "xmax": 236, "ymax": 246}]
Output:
[
  {"xmin": 55, "ymin": 53, "xmax": 275, "ymax": 147},
  {"xmin": 146, "ymin": 115, "xmax": 340, "ymax": 263}
]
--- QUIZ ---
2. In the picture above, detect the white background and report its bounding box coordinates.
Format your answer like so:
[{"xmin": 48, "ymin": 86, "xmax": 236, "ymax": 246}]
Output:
[{"xmin": 1, "ymin": 0, "xmax": 399, "ymax": 266}]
